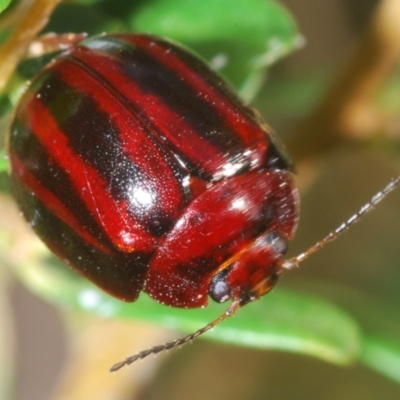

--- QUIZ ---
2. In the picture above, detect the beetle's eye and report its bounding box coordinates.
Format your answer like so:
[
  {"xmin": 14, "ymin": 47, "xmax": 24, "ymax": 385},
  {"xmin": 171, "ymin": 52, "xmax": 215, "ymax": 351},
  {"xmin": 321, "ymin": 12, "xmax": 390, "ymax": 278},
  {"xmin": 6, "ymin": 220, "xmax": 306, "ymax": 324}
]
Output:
[
  {"xmin": 265, "ymin": 231, "xmax": 288, "ymax": 255},
  {"xmin": 209, "ymin": 269, "xmax": 231, "ymax": 303}
]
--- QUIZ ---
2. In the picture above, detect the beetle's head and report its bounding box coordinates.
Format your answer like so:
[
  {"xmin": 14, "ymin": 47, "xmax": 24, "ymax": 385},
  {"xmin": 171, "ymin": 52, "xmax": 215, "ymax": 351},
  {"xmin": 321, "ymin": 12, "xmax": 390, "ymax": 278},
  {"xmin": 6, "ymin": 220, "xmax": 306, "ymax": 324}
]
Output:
[{"xmin": 209, "ymin": 230, "xmax": 289, "ymax": 306}]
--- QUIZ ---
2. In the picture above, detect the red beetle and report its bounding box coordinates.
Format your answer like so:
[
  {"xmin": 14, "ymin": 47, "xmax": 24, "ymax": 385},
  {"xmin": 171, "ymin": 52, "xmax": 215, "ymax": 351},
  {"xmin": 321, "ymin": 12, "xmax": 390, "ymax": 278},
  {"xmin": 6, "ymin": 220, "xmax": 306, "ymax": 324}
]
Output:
[{"xmin": 8, "ymin": 33, "xmax": 400, "ymax": 371}]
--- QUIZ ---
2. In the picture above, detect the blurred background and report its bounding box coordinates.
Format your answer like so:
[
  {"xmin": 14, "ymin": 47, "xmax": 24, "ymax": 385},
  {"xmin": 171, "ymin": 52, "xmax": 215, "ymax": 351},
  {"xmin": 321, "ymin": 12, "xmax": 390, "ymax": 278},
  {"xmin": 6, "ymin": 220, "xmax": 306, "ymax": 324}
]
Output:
[{"xmin": 2, "ymin": 0, "xmax": 400, "ymax": 399}]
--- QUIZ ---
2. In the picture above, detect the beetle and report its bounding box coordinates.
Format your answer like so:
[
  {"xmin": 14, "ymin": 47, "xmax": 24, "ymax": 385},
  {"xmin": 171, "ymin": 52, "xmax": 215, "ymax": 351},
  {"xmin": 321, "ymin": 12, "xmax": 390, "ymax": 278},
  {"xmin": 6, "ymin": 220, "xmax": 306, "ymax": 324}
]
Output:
[{"xmin": 7, "ymin": 33, "xmax": 400, "ymax": 371}]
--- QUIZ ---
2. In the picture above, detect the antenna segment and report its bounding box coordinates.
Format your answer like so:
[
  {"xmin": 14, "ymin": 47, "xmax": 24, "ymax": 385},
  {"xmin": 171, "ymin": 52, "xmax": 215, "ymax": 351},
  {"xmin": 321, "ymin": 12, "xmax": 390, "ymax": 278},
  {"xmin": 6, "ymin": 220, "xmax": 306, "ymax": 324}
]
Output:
[
  {"xmin": 110, "ymin": 175, "xmax": 400, "ymax": 372},
  {"xmin": 110, "ymin": 300, "xmax": 241, "ymax": 372},
  {"xmin": 283, "ymin": 176, "xmax": 400, "ymax": 270}
]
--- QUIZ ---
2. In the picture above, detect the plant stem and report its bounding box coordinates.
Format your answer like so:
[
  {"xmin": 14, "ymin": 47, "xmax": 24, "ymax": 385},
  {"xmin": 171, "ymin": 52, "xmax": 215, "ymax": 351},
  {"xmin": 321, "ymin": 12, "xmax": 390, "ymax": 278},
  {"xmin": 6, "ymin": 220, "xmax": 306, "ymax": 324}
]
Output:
[
  {"xmin": 288, "ymin": 0, "xmax": 400, "ymax": 169},
  {"xmin": 0, "ymin": 0, "xmax": 60, "ymax": 92}
]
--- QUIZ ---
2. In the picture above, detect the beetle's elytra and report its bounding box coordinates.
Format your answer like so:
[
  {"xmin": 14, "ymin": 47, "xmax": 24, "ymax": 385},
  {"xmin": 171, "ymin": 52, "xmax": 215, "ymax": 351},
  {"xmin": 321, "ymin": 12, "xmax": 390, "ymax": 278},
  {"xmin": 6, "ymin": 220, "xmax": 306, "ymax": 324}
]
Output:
[
  {"xmin": 9, "ymin": 33, "xmax": 299, "ymax": 308},
  {"xmin": 8, "ymin": 33, "xmax": 400, "ymax": 371}
]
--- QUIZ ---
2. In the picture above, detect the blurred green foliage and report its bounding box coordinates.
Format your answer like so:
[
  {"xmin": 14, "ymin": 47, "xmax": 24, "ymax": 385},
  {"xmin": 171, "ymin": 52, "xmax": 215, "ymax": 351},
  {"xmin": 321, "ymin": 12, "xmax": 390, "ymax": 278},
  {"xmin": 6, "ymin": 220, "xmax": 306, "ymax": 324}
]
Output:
[{"xmin": 1, "ymin": 0, "xmax": 400, "ymax": 389}]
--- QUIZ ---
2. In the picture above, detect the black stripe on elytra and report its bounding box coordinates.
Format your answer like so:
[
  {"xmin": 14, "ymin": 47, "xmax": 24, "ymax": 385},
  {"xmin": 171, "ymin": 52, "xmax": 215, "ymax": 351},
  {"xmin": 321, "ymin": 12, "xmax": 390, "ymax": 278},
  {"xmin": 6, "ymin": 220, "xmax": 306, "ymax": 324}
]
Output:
[
  {"xmin": 264, "ymin": 141, "xmax": 293, "ymax": 172},
  {"xmin": 152, "ymin": 35, "xmax": 257, "ymax": 120},
  {"xmin": 84, "ymin": 36, "xmax": 250, "ymax": 179},
  {"xmin": 66, "ymin": 51, "xmax": 194, "ymax": 195},
  {"xmin": 11, "ymin": 178, "xmax": 151, "ymax": 301},
  {"xmin": 120, "ymin": 48, "xmax": 245, "ymax": 157},
  {"xmin": 38, "ymin": 71, "xmax": 187, "ymax": 237},
  {"xmin": 9, "ymin": 115, "xmax": 116, "ymax": 251}
]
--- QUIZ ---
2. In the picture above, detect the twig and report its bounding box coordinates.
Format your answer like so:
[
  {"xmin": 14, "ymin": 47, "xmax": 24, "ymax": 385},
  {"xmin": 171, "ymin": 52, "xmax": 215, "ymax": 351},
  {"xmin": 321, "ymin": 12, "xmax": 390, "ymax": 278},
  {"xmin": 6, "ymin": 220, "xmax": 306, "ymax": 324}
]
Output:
[
  {"xmin": 0, "ymin": 0, "xmax": 61, "ymax": 92},
  {"xmin": 288, "ymin": 0, "xmax": 400, "ymax": 167}
]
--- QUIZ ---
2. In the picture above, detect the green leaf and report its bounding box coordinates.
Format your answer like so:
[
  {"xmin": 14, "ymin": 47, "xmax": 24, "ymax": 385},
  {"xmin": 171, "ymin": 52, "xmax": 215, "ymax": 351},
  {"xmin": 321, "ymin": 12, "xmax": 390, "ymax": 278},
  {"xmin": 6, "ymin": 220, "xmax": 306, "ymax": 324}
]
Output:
[
  {"xmin": 0, "ymin": 94, "xmax": 12, "ymax": 117},
  {"xmin": 44, "ymin": 3, "xmax": 128, "ymax": 36},
  {"xmin": 129, "ymin": 0, "xmax": 301, "ymax": 100},
  {"xmin": 12, "ymin": 250, "xmax": 361, "ymax": 366},
  {"xmin": 296, "ymin": 280, "xmax": 400, "ymax": 384},
  {"xmin": 342, "ymin": 296, "xmax": 400, "ymax": 384},
  {"xmin": 0, "ymin": 149, "xmax": 8, "ymax": 173},
  {"xmin": 73, "ymin": 0, "xmax": 104, "ymax": 5},
  {"xmin": 254, "ymin": 67, "xmax": 332, "ymax": 119},
  {"xmin": 361, "ymin": 335, "xmax": 400, "ymax": 384},
  {"xmin": 0, "ymin": 0, "xmax": 11, "ymax": 14}
]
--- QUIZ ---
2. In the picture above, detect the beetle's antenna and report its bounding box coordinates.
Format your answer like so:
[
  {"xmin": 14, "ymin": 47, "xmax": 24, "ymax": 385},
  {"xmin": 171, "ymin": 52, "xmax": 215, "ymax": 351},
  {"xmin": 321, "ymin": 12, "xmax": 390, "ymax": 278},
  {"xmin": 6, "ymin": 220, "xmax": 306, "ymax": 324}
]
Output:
[
  {"xmin": 110, "ymin": 299, "xmax": 241, "ymax": 372},
  {"xmin": 283, "ymin": 175, "xmax": 400, "ymax": 270},
  {"xmin": 110, "ymin": 176, "xmax": 400, "ymax": 372}
]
